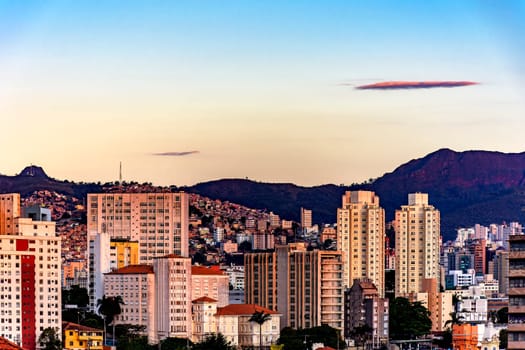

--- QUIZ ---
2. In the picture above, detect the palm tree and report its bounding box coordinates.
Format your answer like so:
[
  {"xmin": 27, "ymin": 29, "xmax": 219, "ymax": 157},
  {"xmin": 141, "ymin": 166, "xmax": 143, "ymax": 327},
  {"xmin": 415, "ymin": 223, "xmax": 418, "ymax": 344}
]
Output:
[
  {"xmin": 249, "ymin": 311, "xmax": 273, "ymax": 350},
  {"xmin": 444, "ymin": 311, "xmax": 464, "ymax": 329},
  {"xmin": 97, "ymin": 295, "xmax": 125, "ymax": 345}
]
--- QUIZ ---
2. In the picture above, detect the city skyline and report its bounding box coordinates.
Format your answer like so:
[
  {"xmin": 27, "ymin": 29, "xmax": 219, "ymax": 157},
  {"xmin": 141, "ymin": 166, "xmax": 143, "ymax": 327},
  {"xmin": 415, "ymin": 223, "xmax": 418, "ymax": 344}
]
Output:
[{"xmin": 1, "ymin": 1, "xmax": 524, "ymax": 186}]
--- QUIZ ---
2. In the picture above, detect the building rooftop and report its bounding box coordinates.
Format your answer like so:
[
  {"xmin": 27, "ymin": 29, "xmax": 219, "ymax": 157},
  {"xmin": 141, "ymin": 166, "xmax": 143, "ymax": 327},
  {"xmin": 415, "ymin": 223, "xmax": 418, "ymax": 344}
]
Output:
[
  {"xmin": 0, "ymin": 336, "xmax": 25, "ymax": 349},
  {"xmin": 192, "ymin": 265, "xmax": 225, "ymax": 276},
  {"xmin": 105, "ymin": 264, "xmax": 154, "ymax": 274},
  {"xmin": 216, "ymin": 304, "xmax": 279, "ymax": 316},
  {"xmin": 193, "ymin": 296, "xmax": 218, "ymax": 303},
  {"xmin": 63, "ymin": 321, "xmax": 103, "ymax": 333}
]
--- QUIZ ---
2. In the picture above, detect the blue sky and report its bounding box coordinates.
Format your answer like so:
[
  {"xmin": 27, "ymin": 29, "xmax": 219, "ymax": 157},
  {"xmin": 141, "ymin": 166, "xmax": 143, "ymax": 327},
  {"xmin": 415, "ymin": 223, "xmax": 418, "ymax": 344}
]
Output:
[{"xmin": 1, "ymin": 1, "xmax": 524, "ymax": 186}]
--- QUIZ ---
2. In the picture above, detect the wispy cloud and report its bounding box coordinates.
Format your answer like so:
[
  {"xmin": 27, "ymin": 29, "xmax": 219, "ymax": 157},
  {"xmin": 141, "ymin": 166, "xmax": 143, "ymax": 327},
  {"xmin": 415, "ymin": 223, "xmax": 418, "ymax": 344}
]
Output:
[
  {"xmin": 355, "ymin": 81, "xmax": 479, "ymax": 90},
  {"xmin": 152, "ymin": 151, "xmax": 199, "ymax": 157}
]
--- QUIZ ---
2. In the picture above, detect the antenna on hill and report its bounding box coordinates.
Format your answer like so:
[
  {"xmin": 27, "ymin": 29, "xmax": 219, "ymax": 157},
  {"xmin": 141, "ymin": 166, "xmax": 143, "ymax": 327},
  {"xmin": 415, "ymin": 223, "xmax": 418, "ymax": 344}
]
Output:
[{"xmin": 119, "ymin": 161, "xmax": 122, "ymax": 183}]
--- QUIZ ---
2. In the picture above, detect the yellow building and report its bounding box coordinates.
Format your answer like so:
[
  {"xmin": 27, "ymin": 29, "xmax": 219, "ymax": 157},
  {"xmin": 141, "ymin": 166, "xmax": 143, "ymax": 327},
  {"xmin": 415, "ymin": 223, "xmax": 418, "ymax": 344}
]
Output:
[
  {"xmin": 63, "ymin": 322, "xmax": 104, "ymax": 350},
  {"xmin": 110, "ymin": 238, "xmax": 139, "ymax": 270}
]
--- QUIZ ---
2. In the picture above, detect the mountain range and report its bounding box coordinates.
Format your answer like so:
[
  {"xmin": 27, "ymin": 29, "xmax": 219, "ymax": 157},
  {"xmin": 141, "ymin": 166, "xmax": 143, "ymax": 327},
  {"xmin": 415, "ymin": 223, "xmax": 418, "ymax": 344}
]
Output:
[{"xmin": 3, "ymin": 148, "xmax": 525, "ymax": 241}]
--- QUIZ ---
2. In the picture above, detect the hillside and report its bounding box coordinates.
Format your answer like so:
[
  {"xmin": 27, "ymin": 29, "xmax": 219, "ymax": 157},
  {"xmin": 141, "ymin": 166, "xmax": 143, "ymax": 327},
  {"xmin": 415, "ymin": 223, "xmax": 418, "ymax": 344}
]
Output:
[
  {"xmin": 188, "ymin": 149, "xmax": 525, "ymax": 240},
  {"xmin": 4, "ymin": 148, "xmax": 525, "ymax": 241}
]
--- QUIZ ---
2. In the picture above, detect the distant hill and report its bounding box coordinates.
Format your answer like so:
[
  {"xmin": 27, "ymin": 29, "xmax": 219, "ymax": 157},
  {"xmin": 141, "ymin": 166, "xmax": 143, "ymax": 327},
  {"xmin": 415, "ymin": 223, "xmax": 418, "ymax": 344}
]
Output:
[
  {"xmin": 188, "ymin": 149, "xmax": 525, "ymax": 240},
  {"xmin": 0, "ymin": 165, "xmax": 101, "ymax": 198},
  {"xmin": 4, "ymin": 148, "xmax": 525, "ymax": 241}
]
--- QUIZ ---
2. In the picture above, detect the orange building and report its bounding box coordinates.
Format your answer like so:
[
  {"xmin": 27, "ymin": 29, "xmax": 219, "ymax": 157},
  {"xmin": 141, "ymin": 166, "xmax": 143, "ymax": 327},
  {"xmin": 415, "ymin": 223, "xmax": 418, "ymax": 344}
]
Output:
[{"xmin": 452, "ymin": 324, "xmax": 478, "ymax": 350}]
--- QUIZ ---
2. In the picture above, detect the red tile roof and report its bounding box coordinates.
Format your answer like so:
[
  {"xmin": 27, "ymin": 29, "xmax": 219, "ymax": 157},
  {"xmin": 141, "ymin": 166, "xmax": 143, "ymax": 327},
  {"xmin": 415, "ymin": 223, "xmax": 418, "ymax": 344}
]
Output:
[
  {"xmin": 155, "ymin": 254, "xmax": 189, "ymax": 259},
  {"xmin": 216, "ymin": 304, "xmax": 279, "ymax": 316},
  {"xmin": 192, "ymin": 265, "xmax": 225, "ymax": 275},
  {"xmin": 0, "ymin": 337, "xmax": 25, "ymax": 349},
  {"xmin": 63, "ymin": 321, "xmax": 103, "ymax": 333},
  {"xmin": 105, "ymin": 264, "xmax": 153, "ymax": 274},
  {"xmin": 193, "ymin": 296, "xmax": 217, "ymax": 303}
]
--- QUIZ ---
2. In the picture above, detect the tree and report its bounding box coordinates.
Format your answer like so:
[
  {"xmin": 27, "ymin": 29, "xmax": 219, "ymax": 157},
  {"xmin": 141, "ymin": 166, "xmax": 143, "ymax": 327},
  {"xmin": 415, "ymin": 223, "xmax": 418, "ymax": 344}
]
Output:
[
  {"xmin": 500, "ymin": 329, "xmax": 508, "ymax": 349},
  {"xmin": 38, "ymin": 327, "xmax": 62, "ymax": 350},
  {"xmin": 192, "ymin": 333, "xmax": 235, "ymax": 350},
  {"xmin": 249, "ymin": 311, "xmax": 273, "ymax": 350},
  {"xmin": 444, "ymin": 311, "xmax": 464, "ymax": 328},
  {"xmin": 389, "ymin": 297, "xmax": 432, "ymax": 340},
  {"xmin": 278, "ymin": 325, "xmax": 342, "ymax": 350},
  {"xmin": 97, "ymin": 295, "xmax": 125, "ymax": 345},
  {"xmin": 351, "ymin": 324, "xmax": 373, "ymax": 348},
  {"xmin": 160, "ymin": 337, "xmax": 193, "ymax": 350},
  {"xmin": 497, "ymin": 307, "xmax": 508, "ymax": 324}
]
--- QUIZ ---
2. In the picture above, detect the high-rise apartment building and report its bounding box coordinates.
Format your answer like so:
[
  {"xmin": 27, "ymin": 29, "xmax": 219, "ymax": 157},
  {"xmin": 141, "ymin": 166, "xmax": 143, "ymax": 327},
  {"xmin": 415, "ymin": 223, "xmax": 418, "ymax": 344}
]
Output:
[
  {"xmin": 87, "ymin": 192, "xmax": 189, "ymax": 263},
  {"xmin": 394, "ymin": 193, "xmax": 440, "ymax": 297},
  {"xmin": 494, "ymin": 250, "xmax": 509, "ymax": 296},
  {"xmin": 285, "ymin": 247, "xmax": 344, "ymax": 330},
  {"xmin": 246, "ymin": 243, "xmax": 344, "ymax": 330},
  {"xmin": 508, "ymin": 234, "xmax": 525, "ymax": 349},
  {"xmin": 153, "ymin": 255, "xmax": 192, "ymax": 343},
  {"xmin": 244, "ymin": 251, "xmax": 278, "ymax": 311},
  {"xmin": 104, "ymin": 265, "xmax": 156, "ymax": 342},
  {"xmin": 337, "ymin": 191, "xmax": 385, "ymax": 296},
  {"xmin": 300, "ymin": 208, "xmax": 312, "ymax": 232},
  {"xmin": 0, "ymin": 194, "xmax": 61, "ymax": 350}
]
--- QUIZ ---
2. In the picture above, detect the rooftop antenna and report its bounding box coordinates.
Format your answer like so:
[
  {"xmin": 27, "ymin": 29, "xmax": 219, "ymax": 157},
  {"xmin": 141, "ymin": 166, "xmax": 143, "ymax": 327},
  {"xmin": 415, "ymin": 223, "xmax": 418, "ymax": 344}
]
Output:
[{"xmin": 119, "ymin": 161, "xmax": 122, "ymax": 183}]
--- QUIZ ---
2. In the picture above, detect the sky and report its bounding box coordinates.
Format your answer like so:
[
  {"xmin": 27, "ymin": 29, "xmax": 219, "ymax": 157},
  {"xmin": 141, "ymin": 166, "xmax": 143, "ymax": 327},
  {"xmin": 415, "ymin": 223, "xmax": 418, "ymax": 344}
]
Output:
[{"xmin": 1, "ymin": 1, "xmax": 524, "ymax": 186}]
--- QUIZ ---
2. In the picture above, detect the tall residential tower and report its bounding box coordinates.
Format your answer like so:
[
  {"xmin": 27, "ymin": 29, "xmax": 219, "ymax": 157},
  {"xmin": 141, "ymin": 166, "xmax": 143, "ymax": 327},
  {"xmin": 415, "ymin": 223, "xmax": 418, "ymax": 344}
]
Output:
[
  {"xmin": 337, "ymin": 191, "xmax": 385, "ymax": 297},
  {"xmin": 394, "ymin": 193, "xmax": 440, "ymax": 297}
]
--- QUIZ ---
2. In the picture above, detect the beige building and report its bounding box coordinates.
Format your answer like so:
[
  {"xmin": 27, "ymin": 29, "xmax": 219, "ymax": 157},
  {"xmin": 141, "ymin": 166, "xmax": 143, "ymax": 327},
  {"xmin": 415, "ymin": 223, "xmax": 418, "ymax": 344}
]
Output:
[
  {"xmin": 103, "ymin": 265, "xmax": 156, "ymax": 342},
  {"xmin": 282, "ymin": 246, "xmax": 344, "ymax": 330},
  {"xmin": 191, "ymin": 265, "xmax": 229, "ymax": 307},
  {"xmin": 394, "ymin": 193, "xmax": 440, "ymax": 297},
  {"xmin": 301, "ymin": 208, "xmax": 312, "ymax": 232},
  {"xmin": 415, "ymin": 278, "xmax": 453, "ymax": 332},
  {"xmin": 153, "ymin": 254, "xmax": 192, "ymax": 342},
  {"xmin": 244, "ymin": 251, "xmax": 278, "ymax": 311},
  {"xmin": 337, "ymin": 191, "xmax": 385, "ymax": 296},
  {"xmin": 191, "ymin": 296, "xmax": 218, "ymax": 343},
  {"xmin": 216, "ymin": 304, "xmax": 280, "ymax": 349},
  {"xmin": 87, "ymin": 192, "xmax": 189, "ymax": 263},
  {"xmin": 0, "ymin": 193, "xmax": 20, "ymax": 235}
]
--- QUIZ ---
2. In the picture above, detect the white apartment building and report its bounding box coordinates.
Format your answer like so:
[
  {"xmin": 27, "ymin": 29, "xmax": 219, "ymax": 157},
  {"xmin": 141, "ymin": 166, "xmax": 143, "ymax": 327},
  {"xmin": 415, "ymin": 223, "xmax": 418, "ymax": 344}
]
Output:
[
  {"xmin": 104, "ymin": 265, "xmax": 156, "ymax": 342},
  {"xmin": 87, "ymin": 192, "xmax": 189, "ymax": 263},
  {"xmin": 0, "ymin": 194, "xmax": 61, "ymax": 350},
  {"xmin": 153, "ymin": 255, "xmax": 192, "ymax": 342}
]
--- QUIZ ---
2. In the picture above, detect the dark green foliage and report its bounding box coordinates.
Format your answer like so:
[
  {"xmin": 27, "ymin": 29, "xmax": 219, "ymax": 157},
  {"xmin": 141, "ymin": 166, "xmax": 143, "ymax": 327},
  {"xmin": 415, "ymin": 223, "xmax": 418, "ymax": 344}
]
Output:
[
  {"xmin": 160, "ymin": 337, "xmax": 193, "ymax": 350},
  {"xmin": 97, "ymin": 295, "xmax": 125, "ymax": 325},
  {"xmin": 62, "ymin": 285, "xmax": 89, "ymax": 307},
  {"xmin": 499, "ymin": 329, "xmax": 507, "ymax": 349},
  {"xmin": 239, "ymin": 240, "xmax": 252, "ymax": 252},
  {"xmin": 38, "ymin": 327, "xmax": 62, "ymax": 350},
  {"xmin": 192, "ymin": 333, "xmax": 236, "ymax": 350},
  {"xmin": 389, "ymin": 298, "xmax": 432, "ymax": 340},
  {"xmin": 278, "ymin": 325, "xmax": 343, "ymax": 350},
  {"xmin": 433, "ymin": 329, "xmax": 452, "ymax": 350},
  {"xmin": 497, "ymin": 307, "xmax": 508, "ymax": 324},
  {"xmin": 350, "ymin": 324, "xmax": 373, "ymax": 347}
]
